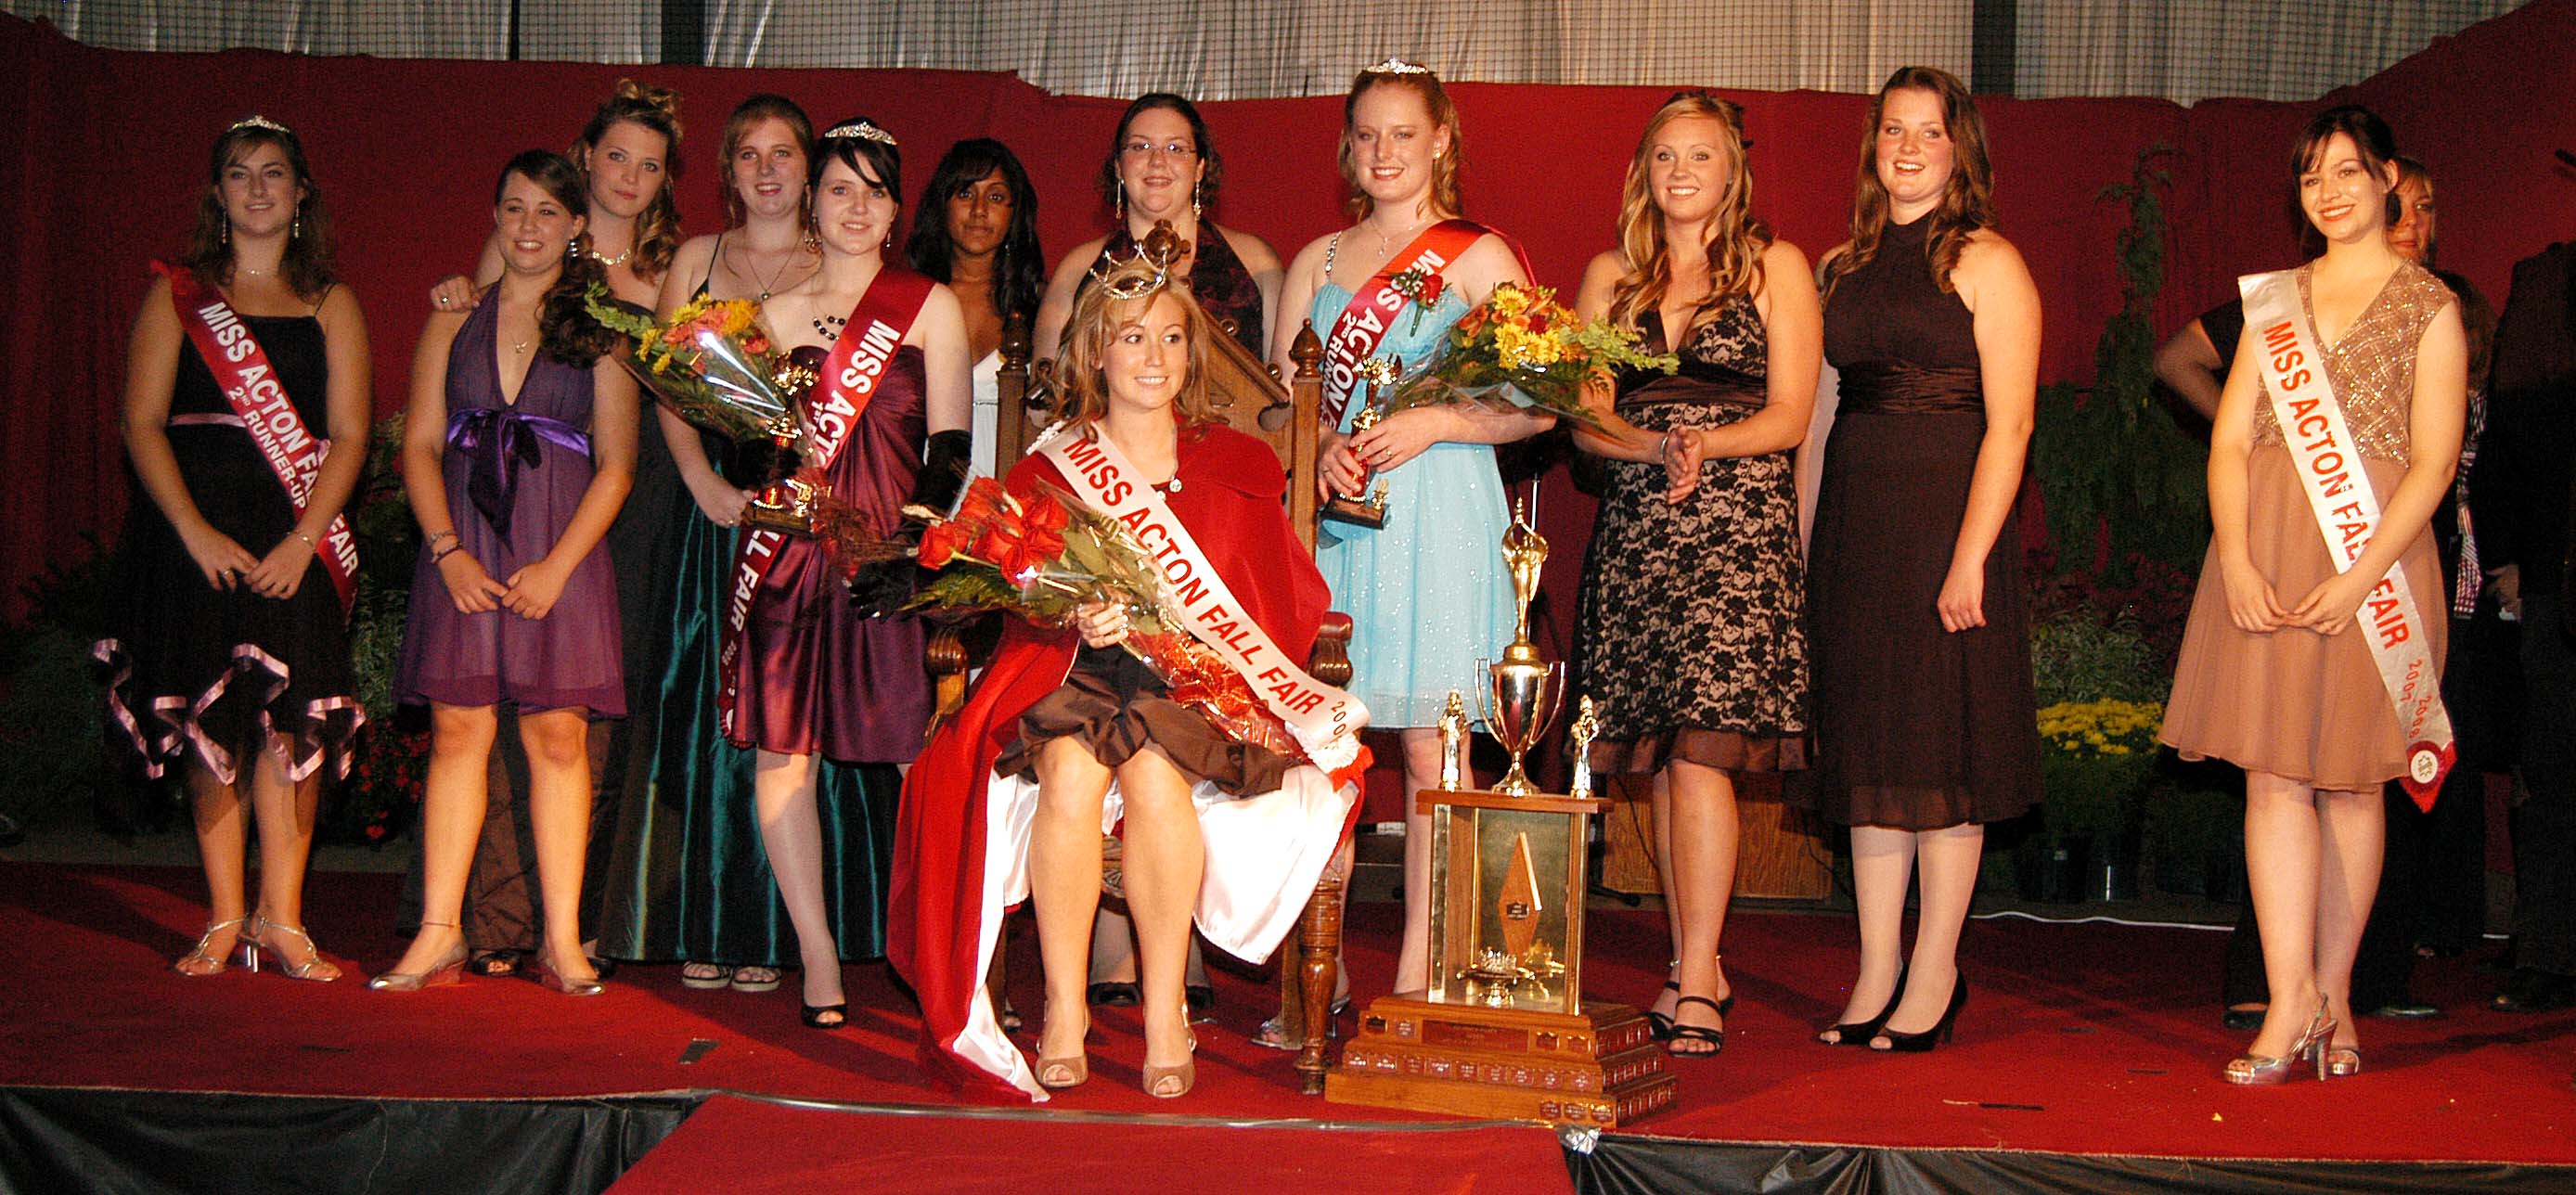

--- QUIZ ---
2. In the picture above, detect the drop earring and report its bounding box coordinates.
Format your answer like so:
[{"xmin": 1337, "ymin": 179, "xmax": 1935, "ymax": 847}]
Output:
[
  {"xmin": 221, "ymin": 218, "xmax": 230, "ymax": 247},
  {"xmin": 1191, "ymin": 178, "xmax": 1203, "ymax": 220},
  {"xmin": 1116, "ymin": 186, "xmax": 1127, "ymax": 225},
  {"xmin": 290, "ymin": 204, "xmax": 301, "ymax": 241}
]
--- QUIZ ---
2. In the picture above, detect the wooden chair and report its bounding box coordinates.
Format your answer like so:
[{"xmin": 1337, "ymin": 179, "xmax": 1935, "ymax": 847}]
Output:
[{"xmin": 939, "ymin": 301, "xmax": 1354, "ymax": 1094}]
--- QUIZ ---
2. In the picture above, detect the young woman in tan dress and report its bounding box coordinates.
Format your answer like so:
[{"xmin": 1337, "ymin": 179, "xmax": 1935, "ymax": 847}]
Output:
[{"xmin": 2160, "ymin": 105, "xmax": 2467, "ymax": 1084}]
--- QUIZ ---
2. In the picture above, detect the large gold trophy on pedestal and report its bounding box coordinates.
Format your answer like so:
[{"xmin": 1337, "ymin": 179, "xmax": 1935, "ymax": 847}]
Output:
[{"xmin": 1325, "ymin": 502, "xmax": 1676, "ymax": 1127}]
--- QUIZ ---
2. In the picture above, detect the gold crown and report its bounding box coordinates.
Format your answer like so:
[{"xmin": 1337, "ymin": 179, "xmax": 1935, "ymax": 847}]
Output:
[
  {"xmin": 228, "ymin": 114, "xmax": 292, "ymax": 136},
  {"xmin": 1088, "ymin": 220, "xmax": 1190, "ymax": 300},
  {"xmin": 821, "ymin": 119, "xmax": 897, "ymax": 147},
  {"xmin": 1364, "ymin": 58, "xmax": 1434, "ymax": 76}
]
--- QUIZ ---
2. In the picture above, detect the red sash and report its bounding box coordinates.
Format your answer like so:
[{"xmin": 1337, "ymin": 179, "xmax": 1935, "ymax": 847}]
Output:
[
  {"xmin": 717, "ymin": 267, "xmax": 936, "ymax": 742},
  {"xmin": 1318, "ymin": 219, "xmax": 1507, "ymax": 428},
  {"xmin": 2239, "ymin": 267, "xmax": 2455, "ymax": 806},
  {"xmin": 156, "ymin": 263, "xmax": 358, "ymax": 614}
]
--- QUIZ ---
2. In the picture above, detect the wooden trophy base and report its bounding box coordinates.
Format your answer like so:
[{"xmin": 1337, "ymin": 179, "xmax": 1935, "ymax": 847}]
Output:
[{"xmin": 1324, "ymin": 993, "xmax": 1677, "ymax": 1127}]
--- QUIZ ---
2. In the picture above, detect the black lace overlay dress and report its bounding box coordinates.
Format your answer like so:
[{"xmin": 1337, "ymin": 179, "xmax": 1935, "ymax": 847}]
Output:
[{"xmin": 1574, "ymin": 296, "xmax": 1809, "ymax": 774}]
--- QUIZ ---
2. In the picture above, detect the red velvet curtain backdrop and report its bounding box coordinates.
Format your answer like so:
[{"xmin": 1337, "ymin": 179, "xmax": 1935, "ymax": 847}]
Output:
[{"xmin": 9, "ymin": 1, "xmax": 2575, "ymax": 649}]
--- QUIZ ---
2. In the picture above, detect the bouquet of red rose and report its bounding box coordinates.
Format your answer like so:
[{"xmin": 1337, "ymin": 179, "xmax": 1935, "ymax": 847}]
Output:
[
  {"xmin": 908, "ymin": 478, "xmax": 1305, "ymax": 758},
  {"xmin": 1375, "ymin": 281, "xmax": 1677, "ymax": 428}
]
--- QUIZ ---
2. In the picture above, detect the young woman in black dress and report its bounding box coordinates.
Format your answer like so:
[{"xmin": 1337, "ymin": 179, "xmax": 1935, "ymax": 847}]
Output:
[
  {"xmin": 102, "ymin": 116, "xmax": 371, "ymax": 982},
  {"xmin": 1804, "ymin": 67, "xmax": 2043, "ymax": 1053}
]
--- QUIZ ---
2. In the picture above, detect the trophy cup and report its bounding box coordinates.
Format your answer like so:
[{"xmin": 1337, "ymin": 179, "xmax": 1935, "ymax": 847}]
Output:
[
  {"xmin": 1325, "ymin": 500, "xmax": 1675, "ymax": 1128},
  {"xmin": 1476, "ymin": 499, "xmax": 1565, "ymax": 795},
  {"xmin": 1321, "ymin": 356, "xmax": 1398, "ymax": 529}
]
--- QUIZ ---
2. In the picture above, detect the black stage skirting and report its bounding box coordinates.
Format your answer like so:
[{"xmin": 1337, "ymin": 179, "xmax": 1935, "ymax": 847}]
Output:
[
  {"xmin": 0, "ymin": 1087, "xmax": 691, "ymax": 1194},
  {"xmin": 9, "ymin": 1086, "xmax": 2574, "ymax": 1195}
]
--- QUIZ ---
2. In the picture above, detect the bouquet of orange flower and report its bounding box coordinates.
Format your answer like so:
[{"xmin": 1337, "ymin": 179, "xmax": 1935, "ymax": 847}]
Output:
[
  {"xmin": 1377, "ymin": 282, "xmax": 1676, "ymax": 428},
  {"xmin": 908, "ymin": 478, "xmax": 1306, "ymax": 758},
  {"xmin": 585, "ymin": 284, "xmax": 813, "ymax": 451}
]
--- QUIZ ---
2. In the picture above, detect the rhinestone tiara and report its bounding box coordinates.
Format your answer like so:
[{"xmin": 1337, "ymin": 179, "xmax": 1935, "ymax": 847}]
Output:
[{"xmin": 821, "ymin": 119, "xmax": 897, "ymax": 147}]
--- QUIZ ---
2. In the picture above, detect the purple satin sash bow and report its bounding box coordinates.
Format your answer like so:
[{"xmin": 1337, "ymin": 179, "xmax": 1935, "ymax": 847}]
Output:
[{"xmin": 447, "ymin": 406, "xmax": 589, "ymax": 536}]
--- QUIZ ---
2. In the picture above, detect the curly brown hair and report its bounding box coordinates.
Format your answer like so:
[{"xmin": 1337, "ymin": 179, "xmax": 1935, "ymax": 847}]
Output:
[
  {"xmin": 495, "ymin": 150, "xmax": 618, "ymax": 367},
  {"xmin": 1818, "ymin": 66, "xmax": 1996, "ymax": 303},
  {"xmin": 574, "ymin": 79, "xmax": 684, "ymax": 284}
]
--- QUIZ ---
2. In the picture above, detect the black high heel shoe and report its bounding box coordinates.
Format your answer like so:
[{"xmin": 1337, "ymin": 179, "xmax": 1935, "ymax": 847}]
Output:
[
  {"xmin": 1666, "ymin": 996, "xmax": 1727, "ymax": 1058},
  {"xmin": 1645, "ymin": 957, "xmax": 1737, "ymax": 1042},
  {"xmin": 1818, "ymin": 966, "xmax": 1907, "ymax": 1047},
  {"xmin": 1873, "ymin": 972, "xmax": 1967, "ymax": 1052}
]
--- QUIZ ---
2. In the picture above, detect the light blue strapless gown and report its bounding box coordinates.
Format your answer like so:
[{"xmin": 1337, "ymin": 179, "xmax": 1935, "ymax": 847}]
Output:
[{"xmin": 1311, "ymin": 285, "xmax": 1517, "ymax": 728}]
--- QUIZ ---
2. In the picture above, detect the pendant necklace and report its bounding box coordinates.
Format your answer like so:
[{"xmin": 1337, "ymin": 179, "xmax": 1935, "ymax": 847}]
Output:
[{"xmin": 741, "ymin": 238, "xmax": 811, "ymax": 303}]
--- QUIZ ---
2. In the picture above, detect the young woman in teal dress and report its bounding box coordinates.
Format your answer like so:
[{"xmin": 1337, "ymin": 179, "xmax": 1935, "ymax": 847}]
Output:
[
  {"xmin": 589, "ymin": 96, "xmax": 902, "ymax": 1024},
  {"xmin": 1272, "ymin": 60, "xmax": 1552, "ymax": 1001}
]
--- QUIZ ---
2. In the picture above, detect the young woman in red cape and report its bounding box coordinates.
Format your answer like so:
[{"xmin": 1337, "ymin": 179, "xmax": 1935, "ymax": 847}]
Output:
[{"xmin": 891, "ymin": 255, "xmax": 1365, "ymax": 1101}]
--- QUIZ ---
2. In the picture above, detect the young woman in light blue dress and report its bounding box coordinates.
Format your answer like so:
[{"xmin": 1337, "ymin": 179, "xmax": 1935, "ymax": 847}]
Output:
[{"xmin": 1272, "ymin": 60, "xmax": 1552, "ymax": 1000}]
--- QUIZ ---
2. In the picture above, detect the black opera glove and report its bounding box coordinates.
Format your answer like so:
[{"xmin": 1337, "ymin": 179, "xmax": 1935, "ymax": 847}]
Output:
[
  {"xmin": 903, "ymin": 430, "xmax": 975, "ymax": 529},
  {"xmin": 848, "ymin": 430, "xmax": 975, "ymax": 616}
]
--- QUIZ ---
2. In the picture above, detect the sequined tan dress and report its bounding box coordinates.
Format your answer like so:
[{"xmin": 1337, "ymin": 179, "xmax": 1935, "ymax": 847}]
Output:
[{"xmin": 2162, "ymin": 260, "xmax": 2456, "ymax": 789}]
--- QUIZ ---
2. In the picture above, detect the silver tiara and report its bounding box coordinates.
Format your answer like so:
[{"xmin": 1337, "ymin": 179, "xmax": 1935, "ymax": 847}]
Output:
[
  {"xmin": 821, "ymin": 120, "xmax": 897, "ymax": 148},
  {"xmin": 228, "ymin": 114, "xmax": 292, "ymax": 136},
  {"xmin": 1364, "ymin": 58, "xmax": 1434, "ymax": 76}
]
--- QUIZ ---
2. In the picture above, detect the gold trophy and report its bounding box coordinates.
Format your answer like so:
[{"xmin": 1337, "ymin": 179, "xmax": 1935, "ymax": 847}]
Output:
[
  {"xmin": 1322, "ymin": 356, "xmax": 1398, "ymax": 528},
  {"xmin": 1566, "ymin": 696, "xmax": 1600, "ymax": 802},
  {"xmin": 1475, "ymin": 499, "xmax": 1565, "ymax": 796},
  {"xmin": 1325, "ymin": 496, "xmax": 1673, "ymax": 1128},
  {"xmin": 738, "ymin": 353, "xmax": 825, "ymax": 535}
]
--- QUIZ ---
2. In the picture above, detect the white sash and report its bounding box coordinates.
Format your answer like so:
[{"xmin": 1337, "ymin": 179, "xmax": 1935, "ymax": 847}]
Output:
[
  {"xmin": 1034, "ymin": 422, "xmax": 1367, "ymax": 769},
  {"xmin": 2240, "ymin": 268, "xmax": 2454, "ymax": 805}
]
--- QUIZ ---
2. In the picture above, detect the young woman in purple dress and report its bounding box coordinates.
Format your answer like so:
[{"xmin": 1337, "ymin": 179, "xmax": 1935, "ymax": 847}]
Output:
[{"xmin": 375, "ymin": 150, "xmax": 638, "ymax": 994}]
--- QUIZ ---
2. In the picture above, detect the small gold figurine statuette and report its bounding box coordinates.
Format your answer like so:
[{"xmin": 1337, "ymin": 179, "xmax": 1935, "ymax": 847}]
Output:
[
  {"xmin": 1566, "ymin": 696, "xmax": 1600, "ymax": 800},
  {"xmin": 1323, "ymin": 356, "xmax": 1401, "ymax": 529},
  {"xmin": 1437, "ymin": 688, "xmax": 1465, "ymax": 790}
]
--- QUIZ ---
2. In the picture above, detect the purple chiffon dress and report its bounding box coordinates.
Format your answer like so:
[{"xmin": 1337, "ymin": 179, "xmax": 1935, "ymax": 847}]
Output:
[{"xmin": 396, "ymin": 291, "xmax": 624, "ymax": 714}]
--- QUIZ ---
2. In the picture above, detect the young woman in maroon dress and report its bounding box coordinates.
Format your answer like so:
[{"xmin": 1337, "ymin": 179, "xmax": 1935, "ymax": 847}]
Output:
[
  {"xmin": 1803, "ymin": 68, "xmax": 2043, "ymax": 1052},
  {"xmin": 376, "ymin": 151, "xmax": 638, "ymax": 993},
  {"xmin": 733, "ymin": 118, "xmax": 972, "ymax": 1027}
]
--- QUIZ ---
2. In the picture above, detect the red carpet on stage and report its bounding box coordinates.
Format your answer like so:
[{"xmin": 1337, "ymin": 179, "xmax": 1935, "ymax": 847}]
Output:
[
  {"xmin": 6, "ymin": 861, "xmax": 2574, "ymax": 1174},
  {"xmin": 602, "ymin": 1095, "xmax": 1573, "ymax": 1195}
]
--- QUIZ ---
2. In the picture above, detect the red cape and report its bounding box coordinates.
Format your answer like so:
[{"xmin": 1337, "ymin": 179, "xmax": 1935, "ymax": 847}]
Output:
[{"xmin": 889, "ymin": 423, "xmax": 1330, "ymax": 1097}]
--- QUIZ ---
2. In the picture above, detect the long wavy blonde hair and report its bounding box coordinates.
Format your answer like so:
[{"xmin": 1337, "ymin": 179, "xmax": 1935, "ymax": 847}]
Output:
[{"xmin": 1606, "ymin": 92, "xmax": 1770, "ymax": 332}]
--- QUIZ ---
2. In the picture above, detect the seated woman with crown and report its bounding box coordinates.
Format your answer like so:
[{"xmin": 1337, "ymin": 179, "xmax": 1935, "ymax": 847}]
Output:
[{"xmin": 891, "ymin": 253, "xmax": 1367, "ymax": 1102}]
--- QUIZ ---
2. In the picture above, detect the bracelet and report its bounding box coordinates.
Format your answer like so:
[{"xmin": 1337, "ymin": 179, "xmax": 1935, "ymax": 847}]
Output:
[
  {"xmin": 431, "ymin": 541, "xmax": 464, "ymax": 564},
  {"xmin": 427, "ymin": 529, "xmax": 458, "ymax": 547},
  {"xmin": 292, "ymin": 531, "xmax": 316, "ymax": 548}
]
